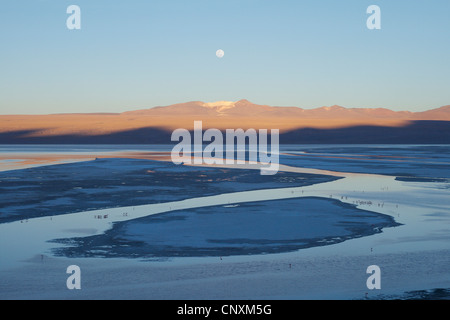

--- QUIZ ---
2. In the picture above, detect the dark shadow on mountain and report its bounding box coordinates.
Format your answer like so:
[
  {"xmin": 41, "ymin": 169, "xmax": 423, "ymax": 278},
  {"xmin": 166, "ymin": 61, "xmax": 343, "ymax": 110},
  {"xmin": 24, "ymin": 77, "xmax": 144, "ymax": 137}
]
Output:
[
  {"xmin": 0, "ymin": 121, "xmax": 449, "ymax": 144},
  {"xmin": 280, "ymin": 121, "xmax": 450, "ymax": 144},
  {"xmin": 0, "ymin": 127, "xmax": 173, "ymax": 144}
]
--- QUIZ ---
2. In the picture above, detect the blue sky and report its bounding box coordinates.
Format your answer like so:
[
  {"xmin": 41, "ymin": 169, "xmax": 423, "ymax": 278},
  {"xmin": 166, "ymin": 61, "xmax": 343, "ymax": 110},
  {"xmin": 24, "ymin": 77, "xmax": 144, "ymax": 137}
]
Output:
[{"xmin": 0, "ymin": 0, "xmax": 449, "ymax": 114}]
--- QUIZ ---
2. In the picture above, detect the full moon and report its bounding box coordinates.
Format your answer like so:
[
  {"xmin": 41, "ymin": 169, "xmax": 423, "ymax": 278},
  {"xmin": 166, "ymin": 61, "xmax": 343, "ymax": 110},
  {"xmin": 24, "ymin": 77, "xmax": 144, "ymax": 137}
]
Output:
[{"xmin": 216, "ymin": 49, "xmax": 224, "ymax": 58}]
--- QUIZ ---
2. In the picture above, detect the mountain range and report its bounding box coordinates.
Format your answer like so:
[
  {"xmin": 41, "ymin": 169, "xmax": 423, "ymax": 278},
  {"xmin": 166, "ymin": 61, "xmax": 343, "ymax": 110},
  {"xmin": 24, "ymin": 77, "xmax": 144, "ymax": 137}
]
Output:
[
  {"xmin": 123, "ymin": 99, "xmax": 450, "ymax": 120},
  {"xmin": 1, "ymin": 100, "xmax": 449, "ymax": 144}
]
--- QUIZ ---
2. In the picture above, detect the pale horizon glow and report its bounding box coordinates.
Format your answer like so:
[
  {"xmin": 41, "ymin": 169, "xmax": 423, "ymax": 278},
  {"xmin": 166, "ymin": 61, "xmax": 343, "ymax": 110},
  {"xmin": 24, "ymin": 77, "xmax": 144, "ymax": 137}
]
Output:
[{"xmin": 0, "ymin": 0, "xmax": 449, "ymax": 114}]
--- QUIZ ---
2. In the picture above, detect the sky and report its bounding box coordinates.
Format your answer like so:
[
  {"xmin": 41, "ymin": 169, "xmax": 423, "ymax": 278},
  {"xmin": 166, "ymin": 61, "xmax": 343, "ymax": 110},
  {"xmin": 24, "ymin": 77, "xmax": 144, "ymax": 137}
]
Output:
[{"xmin": 0, "ymin": 0, "xmax": 449, "ymax": 114}]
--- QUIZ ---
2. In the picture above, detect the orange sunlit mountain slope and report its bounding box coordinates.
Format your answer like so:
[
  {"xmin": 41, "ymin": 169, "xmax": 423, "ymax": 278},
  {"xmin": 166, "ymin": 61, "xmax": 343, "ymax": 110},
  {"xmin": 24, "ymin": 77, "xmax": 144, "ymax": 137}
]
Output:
[{"xmin": 1, "ymin": 100, "xmax": 449, "ymax": 143}]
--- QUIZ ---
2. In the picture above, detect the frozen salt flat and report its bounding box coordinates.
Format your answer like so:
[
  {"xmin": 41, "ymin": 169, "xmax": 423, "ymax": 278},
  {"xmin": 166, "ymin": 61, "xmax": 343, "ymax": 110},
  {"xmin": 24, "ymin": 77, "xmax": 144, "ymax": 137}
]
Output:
[{"xmin": 0, "ymin": 145, "xmax": 449, "ymax": 299}]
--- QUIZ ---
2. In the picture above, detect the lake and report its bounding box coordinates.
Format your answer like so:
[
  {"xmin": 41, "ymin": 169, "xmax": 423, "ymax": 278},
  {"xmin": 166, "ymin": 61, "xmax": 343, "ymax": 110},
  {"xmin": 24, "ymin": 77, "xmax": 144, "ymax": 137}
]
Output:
[{"xmin": 0, "ymin": 144, "xmax": 449, "ymax": 299}]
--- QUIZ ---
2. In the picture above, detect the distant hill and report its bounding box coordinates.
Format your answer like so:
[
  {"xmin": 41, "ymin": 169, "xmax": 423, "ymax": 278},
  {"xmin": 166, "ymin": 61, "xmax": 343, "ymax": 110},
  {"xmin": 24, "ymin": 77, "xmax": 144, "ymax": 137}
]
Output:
[
  {"xmin": 0, "ymin": 100, "xmax": 449, "ymax": 144},
  {"xmin": 122, "ymin": 99, "xmax": 450, "ymax": 120}
]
